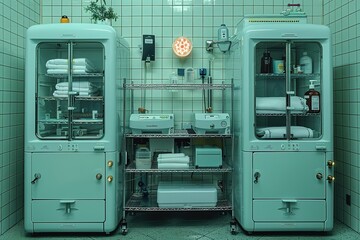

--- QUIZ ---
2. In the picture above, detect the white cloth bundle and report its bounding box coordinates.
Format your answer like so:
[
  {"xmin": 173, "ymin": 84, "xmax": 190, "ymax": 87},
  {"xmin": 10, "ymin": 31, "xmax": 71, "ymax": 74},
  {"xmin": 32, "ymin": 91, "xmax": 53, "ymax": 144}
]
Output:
[
  {"xmin": 157, "ymin": 156, "xmax": 190, "ymax": 164},
  {"xmin": 256, "ymin": 96, "xmax": 308, "ymax": 114},
  {"xmin": 157, "ymin": 163, "xmax": 189, "ymax": 169},
  {"xmin": 53, "ymin": 81, "xmax": 98, "ymax": 98},
  {"xmin": 157, "ymin": 153, "xmax": 190, "ymax": 169},
  {"xmin": 46, "ymin": 58, "xmax": 91, "ymax": 66},
  {"xmin": 53, "ymin": 90, "xmax": 96, "ymax": 98},
  {"xmin": 256, "ymin": 126, "xmax": 314, "ymax": 139},
  {"xmin": 55, "ymin": 81, "xmax": 95, "ymax": 90},
  {"xmin": 46, "ymin": 58, "xmax": 97, "ymax": 74}
]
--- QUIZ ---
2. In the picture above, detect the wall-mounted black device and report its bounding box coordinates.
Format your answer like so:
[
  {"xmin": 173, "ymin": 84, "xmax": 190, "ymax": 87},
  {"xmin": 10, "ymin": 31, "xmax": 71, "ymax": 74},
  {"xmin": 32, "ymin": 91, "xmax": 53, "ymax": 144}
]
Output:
[{"xmin": 142, "ymin": 34, "xmax": 155, "ymax": 61}]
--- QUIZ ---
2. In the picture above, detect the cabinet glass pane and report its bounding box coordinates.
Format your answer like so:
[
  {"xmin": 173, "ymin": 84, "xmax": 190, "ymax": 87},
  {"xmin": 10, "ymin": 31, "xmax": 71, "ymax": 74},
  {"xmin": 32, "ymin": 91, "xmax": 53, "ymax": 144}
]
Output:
[
  {"xmin": 254, "ymin": 41, "xmax": 322, "ymax": 140},
  {"xmin": 36, "ymin": 42, "xmax": 105, "ymax": 139}
]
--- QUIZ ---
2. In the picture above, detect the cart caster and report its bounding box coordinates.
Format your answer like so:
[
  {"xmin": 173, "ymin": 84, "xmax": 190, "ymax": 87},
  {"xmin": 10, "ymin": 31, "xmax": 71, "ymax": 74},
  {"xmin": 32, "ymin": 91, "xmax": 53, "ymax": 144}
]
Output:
[
  {"xmin": 230, "ymin": 219, "xmax": 237, "ymax": 235},
  {"xmin": 120, "ymin": 219, "xmax": 128, "ymax": 235}
]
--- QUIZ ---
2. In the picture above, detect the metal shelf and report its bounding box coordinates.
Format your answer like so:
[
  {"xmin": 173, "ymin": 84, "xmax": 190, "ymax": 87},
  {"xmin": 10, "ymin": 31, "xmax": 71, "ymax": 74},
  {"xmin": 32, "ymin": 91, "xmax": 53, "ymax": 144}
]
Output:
[
  {"xmin": 256, "ymin": 112, "xmax": 320, "ymax": 116},
  {"xmin": 125, "ymin": 193, "xmax": 232, "ymax": 212},
  {"xmin": 125, "ymin": 162, "xmax": 232, "ymax": 173},
  {"xmin": 40, "ymin": 96, "xmax": 103, "ymax": 101},
  {"xmin": 126, "ymin": 129, "xmax": 232, "ymax": 138},
  {"xmin": 45, "ymin": 73, "xmax": 103, "ymax": 78},
  {"xmin": 39, "ymin": 119, "xmax": 103, "ymax": 125},
  {"xmin": 124, "ymin": 83, "xmax": 232, "ymax": 90},
  {"xmin": 256, "ymin": 73, "xmax": 320, "ymax": 79}
]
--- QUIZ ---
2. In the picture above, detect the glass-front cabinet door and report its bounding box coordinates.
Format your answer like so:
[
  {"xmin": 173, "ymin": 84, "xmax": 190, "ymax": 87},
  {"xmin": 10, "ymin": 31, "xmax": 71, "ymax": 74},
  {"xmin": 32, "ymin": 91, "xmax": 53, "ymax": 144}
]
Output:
[
  {"xmin": 36, "ymin": 42, "xmax": 105, "ymax": 140},
  {"xmin": 254, "ymin": 41, "xmax": 322, "ymax": 140}
]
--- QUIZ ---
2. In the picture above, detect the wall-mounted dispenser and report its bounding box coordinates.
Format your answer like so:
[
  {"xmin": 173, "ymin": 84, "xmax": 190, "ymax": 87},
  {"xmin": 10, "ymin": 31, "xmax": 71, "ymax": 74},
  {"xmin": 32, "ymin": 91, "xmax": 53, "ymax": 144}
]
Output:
[
  {"xmin": 206, "ymin": 24, "xmax": 231, "ymax": 53},
  {"xmin": 142, "ymin": 34, "xmax": 155, "ymax": 62}
]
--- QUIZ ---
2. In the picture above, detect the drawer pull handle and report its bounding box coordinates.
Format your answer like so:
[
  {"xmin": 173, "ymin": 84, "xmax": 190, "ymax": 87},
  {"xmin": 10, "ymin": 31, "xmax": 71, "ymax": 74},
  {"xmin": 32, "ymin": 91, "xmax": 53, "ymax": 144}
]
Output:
[{"xmin": 58, "ymin": 201, "xmax": 77, "ymax": 214}]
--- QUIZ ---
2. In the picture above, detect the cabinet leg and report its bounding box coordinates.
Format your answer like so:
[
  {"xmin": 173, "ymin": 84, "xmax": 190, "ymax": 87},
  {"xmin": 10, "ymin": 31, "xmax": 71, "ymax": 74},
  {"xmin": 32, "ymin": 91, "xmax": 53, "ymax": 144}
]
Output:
[
  {"xmin": 230, "ymin": 219, "xmax": 238, "ymax": 235},
  {"xmin": 120, "ymin": 218, "xmax": 128, "ymax": 235}
]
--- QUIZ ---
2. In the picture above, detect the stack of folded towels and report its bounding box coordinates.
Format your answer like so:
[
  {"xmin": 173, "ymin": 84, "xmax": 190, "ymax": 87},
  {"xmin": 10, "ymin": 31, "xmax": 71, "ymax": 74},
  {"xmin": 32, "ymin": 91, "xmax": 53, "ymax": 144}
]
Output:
[
  {"xmin": 157, "ymin": 153, "xmax": 190, "ymax": 169},
  {"xmin": 46, "ymin": 58, "xmax": 97, "ymax": 74},
  {"xmin": 53, "ymin": 81, "xmax": 98, "ymax": 98}
]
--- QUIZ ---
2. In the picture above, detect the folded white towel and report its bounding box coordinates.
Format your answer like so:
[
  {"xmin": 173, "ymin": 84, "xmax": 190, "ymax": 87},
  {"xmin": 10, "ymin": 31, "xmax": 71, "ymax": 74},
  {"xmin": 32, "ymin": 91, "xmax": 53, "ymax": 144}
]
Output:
[
  {"xmin": 157, "ymin": 156, "xmax": 190, "ymax": 164},
  {"xmin": 46, "ymin": 58, "xmax": 98, "ymax": 73},
  {"xmin": 54, "ymin": 88, "xmax": 97, "ymax": 95},
  {"xmin": 56, "ymin": 87, "xmax": 95, "ymax": 92},
  {"xmin": 256, "ymin": 126, "xmax": 314, "ymax": 139},
  {"xmin": 47, "ymin": 69, "xmax": 89, "ymax": 74},
  {"xmin": 157, "ymin": 153, "xmax": 186, "ymax": 159},
  {"xmin": 256, "ymin": 96, "xmax": 308, "ymax": 113},
  {"xmin": 46, "ymin": 64, "xmax": 96, "ymax": 72},
  {"xmin": 53, "ymin": 90, "xmax": 94, "ymax": 96},
  {"xmin": 45, "ymin": 64, "xmax": 69, "ymax": 69},
  {"xmin": 55, "ymin": 81, "xmax": 95, "ymax": 90},
  {"xmin": 46, "ymin": 58, "xmax": 91, "ymax": 66},
  {"xmin": 157, "ymin": 163, "xmax": 189, "ymax": 169}
]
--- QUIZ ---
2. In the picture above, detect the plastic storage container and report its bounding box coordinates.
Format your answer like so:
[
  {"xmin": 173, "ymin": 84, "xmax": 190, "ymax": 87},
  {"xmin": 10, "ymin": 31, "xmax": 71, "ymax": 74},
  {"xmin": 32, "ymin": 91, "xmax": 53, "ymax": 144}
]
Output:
[
  {"xmin": 135, "ymin": 147, "xmax": 152, "ymax": 169},
  {"xmin": 157, "ymin": 182, "xmax": 217, "ymax": 208}
]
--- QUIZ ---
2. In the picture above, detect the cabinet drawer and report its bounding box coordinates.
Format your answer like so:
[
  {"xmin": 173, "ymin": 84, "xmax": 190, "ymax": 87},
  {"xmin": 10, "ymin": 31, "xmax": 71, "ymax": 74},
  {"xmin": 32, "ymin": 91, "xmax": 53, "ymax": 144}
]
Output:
[
  {"xmin": 32, "ymin": 200, "xmax": 105, "ymax": 222},
  {"xmin": 253, "ymin": 200, "xmax": 326, "ymax": 222}
]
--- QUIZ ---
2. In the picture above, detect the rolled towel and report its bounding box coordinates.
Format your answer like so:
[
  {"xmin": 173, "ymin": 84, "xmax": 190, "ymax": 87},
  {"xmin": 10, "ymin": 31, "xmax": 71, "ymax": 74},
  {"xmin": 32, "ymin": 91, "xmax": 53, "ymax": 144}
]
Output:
[
  {"xmin": 256, "ymin": 126, "xmax": 313, "ymax": 139},
  {"xmin": 256, "ymin": 96, "xmax": 308, "ymax": 113}
]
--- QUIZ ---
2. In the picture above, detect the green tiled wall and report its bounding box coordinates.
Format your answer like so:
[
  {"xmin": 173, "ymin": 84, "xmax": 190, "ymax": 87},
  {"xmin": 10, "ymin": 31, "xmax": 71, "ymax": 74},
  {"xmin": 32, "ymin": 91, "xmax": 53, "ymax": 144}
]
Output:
[
  {"xmin": 0, "ymin": 0, "xmax": 40, "ymax": 235},
  {"xmin": 42, "ymin": 0, "xmax": 323, "ymax": 128},
  {"xmin": 325, "ymin": 0, "xmax": 360, "ymax": 233}
]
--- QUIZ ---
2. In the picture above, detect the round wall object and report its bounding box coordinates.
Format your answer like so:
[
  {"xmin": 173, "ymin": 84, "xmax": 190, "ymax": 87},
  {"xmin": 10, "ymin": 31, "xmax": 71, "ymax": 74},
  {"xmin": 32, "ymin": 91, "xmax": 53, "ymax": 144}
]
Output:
[{"xmin": 172, "ymin": 37, "xmax": 192, "ymax": 57}]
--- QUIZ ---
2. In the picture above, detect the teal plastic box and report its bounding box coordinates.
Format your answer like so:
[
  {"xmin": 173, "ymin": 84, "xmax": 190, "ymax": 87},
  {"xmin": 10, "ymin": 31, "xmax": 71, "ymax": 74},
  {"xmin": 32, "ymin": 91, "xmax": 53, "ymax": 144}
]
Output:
[{"xmin": 195, "ymin": 147, "xmax": 222, "ymax": 168}]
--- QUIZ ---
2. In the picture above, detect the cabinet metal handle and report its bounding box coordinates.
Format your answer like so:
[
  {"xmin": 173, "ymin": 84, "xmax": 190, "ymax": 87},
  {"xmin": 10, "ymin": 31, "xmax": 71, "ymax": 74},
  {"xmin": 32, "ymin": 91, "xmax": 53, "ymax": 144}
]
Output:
[
  {"xmin": 316, "ymin": 173, "xmax": 323, "ymax": 180},
  {"xmin": 108, "ymin": 161, "xmax": 114, "ymax": 167},
  {"xmin": 107, "ymin": 175, "xmax": 113, "ymax": 182},
  {"xmin": 327, "ymin": 175, "xmax": 335, "ymax": 183},
  {"xmin": 31, "ymin": 173, "xmax": 41, "ymax": 184},
  {"xmin": 254, "ymin": 172, "xmax": 261, "ymax": 184},
  {"xmin": 327, "ymin": 160, "xmax": 335, "ymax": 168},
  {"xmin": 96, "ymin": 173, "xmax": 102, "ymax": 180}
]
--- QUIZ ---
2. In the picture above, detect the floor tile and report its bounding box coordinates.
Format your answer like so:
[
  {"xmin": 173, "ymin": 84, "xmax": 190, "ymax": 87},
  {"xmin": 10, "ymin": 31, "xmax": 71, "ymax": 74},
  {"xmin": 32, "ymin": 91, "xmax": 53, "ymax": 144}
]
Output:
[{"xmin": 0, "ymin": 217, "xmax": 359, "ymax": 239}]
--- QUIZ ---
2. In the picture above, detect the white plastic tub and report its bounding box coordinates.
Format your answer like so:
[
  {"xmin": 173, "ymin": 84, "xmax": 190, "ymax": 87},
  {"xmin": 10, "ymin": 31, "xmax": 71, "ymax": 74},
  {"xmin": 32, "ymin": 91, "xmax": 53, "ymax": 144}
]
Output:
[{"xmin": 157, "ymin": 182, "xmax": 217, "ymax": 208}]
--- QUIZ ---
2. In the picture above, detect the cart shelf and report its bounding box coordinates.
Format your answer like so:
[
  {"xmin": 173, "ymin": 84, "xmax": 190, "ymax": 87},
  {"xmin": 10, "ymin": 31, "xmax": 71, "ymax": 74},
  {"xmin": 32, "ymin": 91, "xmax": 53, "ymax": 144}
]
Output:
[
  {"xmin": 125, "ymin": 162, "xmax": 232, "ymax": 173},
  {"xmin": 125, "ymin": 193, "xmax": 232, "ymax": 212}
]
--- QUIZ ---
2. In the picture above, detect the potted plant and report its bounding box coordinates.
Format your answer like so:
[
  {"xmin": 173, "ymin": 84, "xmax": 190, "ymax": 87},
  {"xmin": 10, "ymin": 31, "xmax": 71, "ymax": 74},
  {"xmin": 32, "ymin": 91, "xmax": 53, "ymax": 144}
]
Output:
[{"xmin": 85, "ymin": 0, "xmax": 118, "ymax": 24}]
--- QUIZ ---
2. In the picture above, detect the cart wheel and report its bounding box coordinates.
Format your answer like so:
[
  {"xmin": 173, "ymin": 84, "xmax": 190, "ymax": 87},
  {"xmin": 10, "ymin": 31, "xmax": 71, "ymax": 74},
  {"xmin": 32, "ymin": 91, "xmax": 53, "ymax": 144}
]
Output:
[
  {"xmin": 120, "ymin": 219, "xmax": 128, "ymax": 235},
  {"xmin": 230, "ymin": 219, "xmax": 237, "ymax": 235}
]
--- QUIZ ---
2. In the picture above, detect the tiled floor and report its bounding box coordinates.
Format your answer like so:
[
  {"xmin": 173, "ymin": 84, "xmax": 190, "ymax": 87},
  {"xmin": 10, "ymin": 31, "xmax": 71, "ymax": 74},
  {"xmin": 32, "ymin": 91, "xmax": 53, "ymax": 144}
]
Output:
[{"xmin": 1, "ymin": 212, "xmax": 360, "ymax": 239}]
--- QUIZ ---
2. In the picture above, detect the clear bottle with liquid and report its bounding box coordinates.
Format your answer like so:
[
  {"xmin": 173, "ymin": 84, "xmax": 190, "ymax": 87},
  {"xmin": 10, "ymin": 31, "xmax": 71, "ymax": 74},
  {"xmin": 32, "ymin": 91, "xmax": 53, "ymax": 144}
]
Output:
[
  {"xmin": 304, "ymin": 80, "xmax": 320, "ymax": 113},
  {"xmin": 169, "ymin": 72, "xmax": 178, "ymax": 92},
  {"xmin": 299, "ymin": 52, "xmax": 312, "ymax": 74}
]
